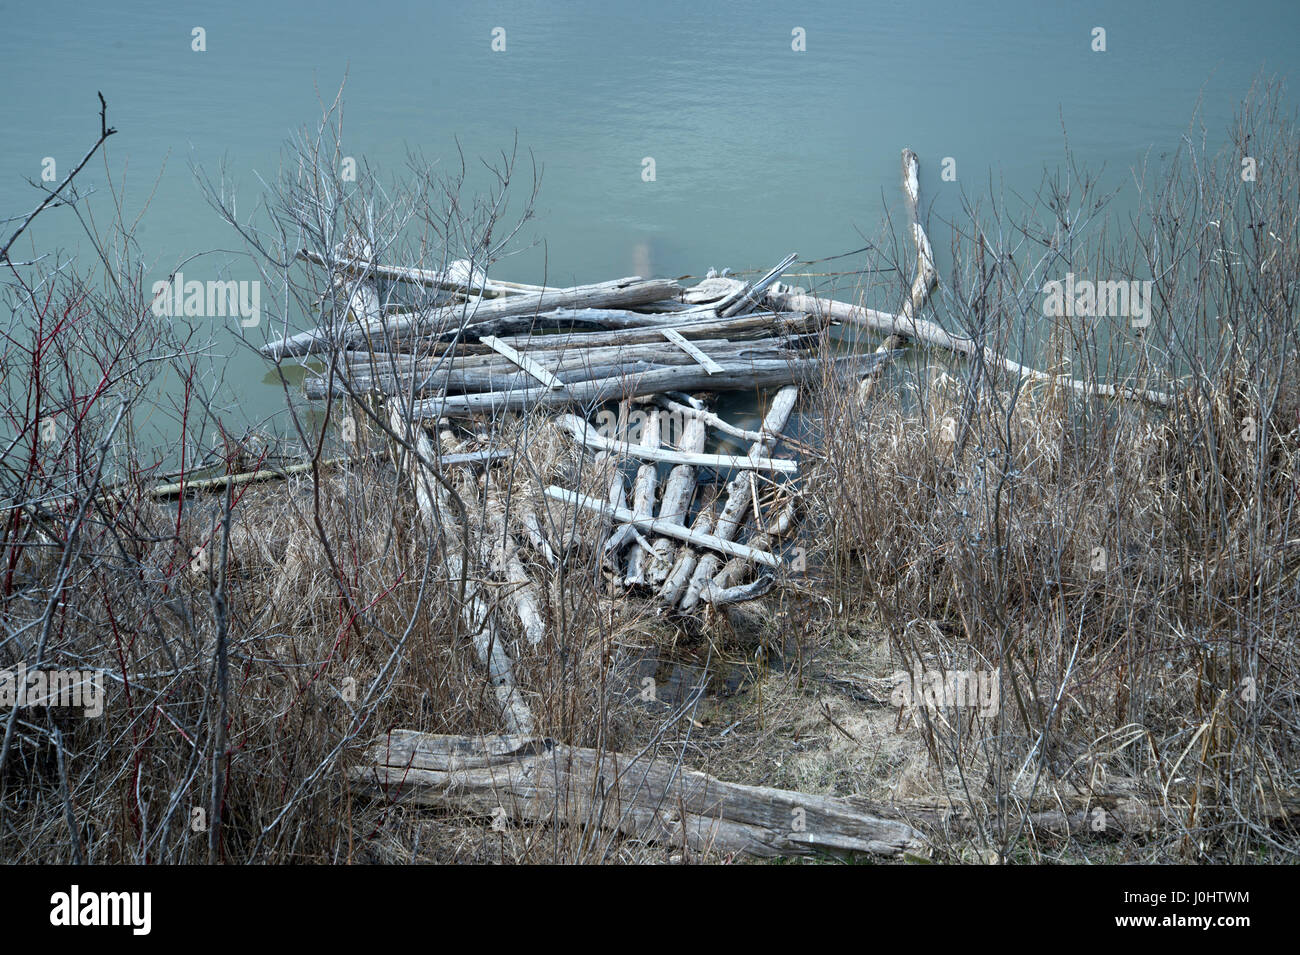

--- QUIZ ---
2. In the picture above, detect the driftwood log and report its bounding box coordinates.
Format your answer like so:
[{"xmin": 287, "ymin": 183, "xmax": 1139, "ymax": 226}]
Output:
[
  {"xmin": 658, "ymin": 500, "xmax": 716, "ymax": 605},
  {"xmin": 623, "ymin": 408, "xmax": 661, "ymax": 584},
  {"xmin": 310, "ymin": 338, "xmax": 810, "ymax": 399},
  {"xmin": 859, "ymin": 148, "xmax": 938, "ymax": 402},
  {"xmin": 264, "ymin": 277, "xmax": 681, "ymax": 359},
  {"xmin": 410, "ymin": 352, "xmax": 894, "ymax": 418},
  {"xmin": 763, "ymin": 284, "xmax": 1173, "ymax": 406},
  {"xmin": 544, "ymin": 487, "xmax": 780, "ymax": 567},
  {"xmin": 353, "ymin": 730, "xmax": 925, "ymax": 858},
  {"xmin": 554, "ymin": 414, "xmax": 797, "ymax": 475},
  {"xmin": 297, "ymin": 248, "xmax": 536, "ymax": 297},
  {"xmin": 681, "ymin": 385, "xmax": 799, "ymax": 611},
  {"xmin": 645, "ymin": 402, "xmax": 708, "ymax": 588},
  {"xmin": 387, "ymin": 405, "xmax": 534, "ymax": 735}
]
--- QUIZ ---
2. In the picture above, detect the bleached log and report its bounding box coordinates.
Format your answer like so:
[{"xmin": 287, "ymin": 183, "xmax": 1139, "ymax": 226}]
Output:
[
  {"xmin": 709, "ymin": 502, "xmax": 797, "ymax": 597},
  {"xmin": 861, "ymin": 149, "xmax": 938, "ymax": 403},
  {"xmin": 682, "ymin": 276, "xmax": 749, "ymax": 304},
  {"xmin": 297, "ymin": 248, "xmax": 535, "ymax": 297},
  {"xmin": 482, "ymin": 492, "xmax": 547, "ymax": 648},
  {"xmin": 263, "ymin": 280, "xmax": 383, "ymax": 361},
  {"xmin": 660, "ymin": 328, "xmax": 724, "ymax": 374},
  {"xmin": 699, "ymin": 573, "xmax": 775, "ymax": 607},
  {"xmin": 623, "ymin": 408, "xmax": 661, "ymax": 585},
  {"xmin": 544, "ymin": 487, "xmax": 779, "ymax": 567},
  {"xmin": 375, "ymin": 308, "xmax": 671, "ymax": 345},
  {"xmin": 479, "ymin": 335, "xmax": 565, "ymax": 391},
  {"xmin": 415, "ymin": 277, "xmax": 682, "ymax": 333},
  {"xmin": 353, "ymin": 730, "xmax": 925, "ymax": 858},
  {"xmin": 646, "ymin": 409, "xmax": 707, "ymax": 588},
  {"xmin": 263, "ymin": 277, "xmax": 681, "ymax": 358},
  {"xmin": 518, "ymin": 505, "xmax": 557, "ymax": 567},
  {"xmin": 716, "ymin": 252, "xmax": 799, "ymax": 318},
  {"xmin": 387, "ymin": 404, "xmax": 532, "ymax": 735},
  {"xmin": 642, "ymin": 394, "xmax": 771, "ymax": 445},
  {"xmin": 680, "ymin": 386, "xmax": 799, "ymax": 611},
  {"xmin": 658, "ymin": 503, "xmax": 715, "ymax": 606},
  {"xmin": 593, "ymin": 450, "xmax": 627, "ymax": 559},
  {"xmin": 554, "ymin": 415, "xmax": 797, "ymax": 475},
  {"xmin": 310, "ymin": 338, "xmax": 805, "ymax": 399},
  {"xmin": 344, "ymin": 336, "xmax": 801, "ymax": 375},
  {"xmin": 418, "ymin": 305, "xmax": 728, "ymax": 342},
  {"xmin": 410, "ymin": 354, "xmax": 900, "ymax": 418},
  {"xmin": 762, "ymin": 287, "xmax": 1174, "ymax": 406},
  {"xmin": 489, "ymin": 309, "xmax": 824, "ymax": 349}
]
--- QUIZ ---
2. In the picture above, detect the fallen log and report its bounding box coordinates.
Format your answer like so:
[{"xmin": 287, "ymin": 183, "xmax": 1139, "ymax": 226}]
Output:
[
  {"xmin": 343, "ymin": 336, "xmax": 803, "ymax": 375},
  {"xmin": 261, "ymin": 279, "xmax": 382, "ymax": 360},
  {"xmin": 387, "ymin": 405, "xmax": 533, "ymax": 735},
  {"xmin": 646, "ymin": 404, "xmax": 708, "ymax": 588},
  {"xmin": 298, "ymin": 248, "xmax": 535, "ymax": 297},
  {"xmin": 482, "ymin": 487, "xmax": 547, "ymax": 648},
  {"xmin": 681, "ymin": 385, "xmax": 799, "ymax": 611},
  {"xmin": 309, "ymin": 339, "xmax": 806, "ymax": 399},
  {"xmin": 347, "ymin": 308, "xmax": 820, "ymax": 356},
  {"xmin": 593, "ymin": 450, "xmax": 627, "ymax": 560},
  {"xmin": 517, "ymin": 504, "xmax": 558, "ymax": 567},
  {"xmin": 683, "ymin": 275, "xmax": 749, "ymax": 304},
  {"xmin": 554, "ymin": 414, "xmax": 798, "ymax": 475},
  {"xmin": 658, "ymin": 501, "xmax": 715, "ymax": 606},
  {"xmin": 263, "ymin": 277, "xmax": 681, "ymax": 359},
  {"xmin": 699, "ymin": 573, "xmax": 775, "ymax": 607},
  {"xmin": 642, "ymin": 393, "xmax": 772, "ymax": 446},
  {"xmin": 416, "ymin": 306, "xmax": 716, "ymax": 342},
  {"xmin": 478, "ymin": 335, "xmax": 565, "ymax": 390},
  {"xmin": 544, "ymin": 487, "xmax": 780, "ymax": 567},
  {"xmin": 411, "ymin": 352, "xmax": 894, "ymax": 418},
  {"xmin": 716, "ymin": 252, "xmax": 800, "ymax": 318},
  {"xmin": 860, "ymin": 149, "xmax": 937, "ymax": 403},
  {"xmin": 491, "ymin": 310, "xmax": 823, "ymax": 349},
  {"xmin": 623, "ymin": 407, "xmax": 661, "ymax": 584},
  {"xmin": 353, "ymin": 730, "xmax": 925, "ymax": 858},
  {"xmin": 763, "ymin": 286, "xmax": 1174, "ymax": 406},
  {"xmin": 709, "ymin": 501, "xmax": 796, "ymax": 597}
]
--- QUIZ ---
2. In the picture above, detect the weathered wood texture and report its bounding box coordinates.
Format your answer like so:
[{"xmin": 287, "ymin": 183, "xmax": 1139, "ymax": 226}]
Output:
[
  {"xmin": 763, "ymin": 286, "xmax": 1173, "ymax": 406},
  {"xmin": 646, "ymin": 406, "xmax": 708, "ymax": 587},
  {"xmin": 860, "ymin": 149, "xmax": 937, "ymax": 402},
  {"xmin": 354, "ymin": 730, "xmax": 925, "ymax": 858},
  {"xmin": 544, "ymin": 487, "xmax": 780, "ymax": 567},
  {"xmin": 409, "ymin": 351, "xmax": 894, "ymax": 418},
  {"xmin": 264, "ymin": 277, "xmax": 681, "ymax": 358},
  {"xmin": 298, "ymin": 248, "xmax": 534, "ymax": 297},
  {"xmin": 554, "ymin": 414, "xmax": 797, "ymax": 474},
  {"xmin": 657, "ymin": 500, "xmax": 714, "ymax": 605},
  {"xmin": 681, "ymin": 385, "xmax": 799, "ymax": 610},
  {"xmin": 716, "ymin": 252, "xmax": 799, "ymax": 318},
  {"xmin": 306, "ymin": 338, "xmax": 809, "ymax": 399},
  {"xmin": 623, "ymin": 408, "xmax": 661, "ymax": 584}
]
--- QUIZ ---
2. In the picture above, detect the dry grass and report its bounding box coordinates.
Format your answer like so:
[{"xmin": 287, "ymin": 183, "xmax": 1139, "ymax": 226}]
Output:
[
  {"xmin": 797, "ymin": 80, "xmax": 1300, "ymax": 862},
  {"xmin": 4, "ymin": 82, "xmax": 1298, "ymax": 865}
]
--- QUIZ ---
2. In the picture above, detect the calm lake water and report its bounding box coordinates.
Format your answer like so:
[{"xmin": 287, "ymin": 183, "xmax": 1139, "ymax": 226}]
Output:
[{"xmin": 2, "ymin": 0, "xmax": 1297, "ymax": 441}]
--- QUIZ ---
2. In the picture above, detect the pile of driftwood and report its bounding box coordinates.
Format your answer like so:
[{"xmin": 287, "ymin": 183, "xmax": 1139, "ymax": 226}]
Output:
[
  {"xmin": 260, "ymin": 150, "xmax": 1174, "ymax": 859},
  {"xmin": 264, "ymin": 229, "xmax": 902, "ymax": 625}
]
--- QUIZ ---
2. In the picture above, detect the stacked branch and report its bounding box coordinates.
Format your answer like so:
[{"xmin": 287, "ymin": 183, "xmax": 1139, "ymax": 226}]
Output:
[
  {"xmin": 263, "ymin": 276, "xmax": 682, "ymax": 359},
  {"xmin": 678, "ymin": 386, "xmax": 799, "ymax": 611}
]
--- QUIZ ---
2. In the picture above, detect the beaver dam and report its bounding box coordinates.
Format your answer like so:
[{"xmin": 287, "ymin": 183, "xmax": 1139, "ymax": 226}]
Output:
[{"xmin": 245, "ymin": 149, "xmax": 1220, "ymax": 860}]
